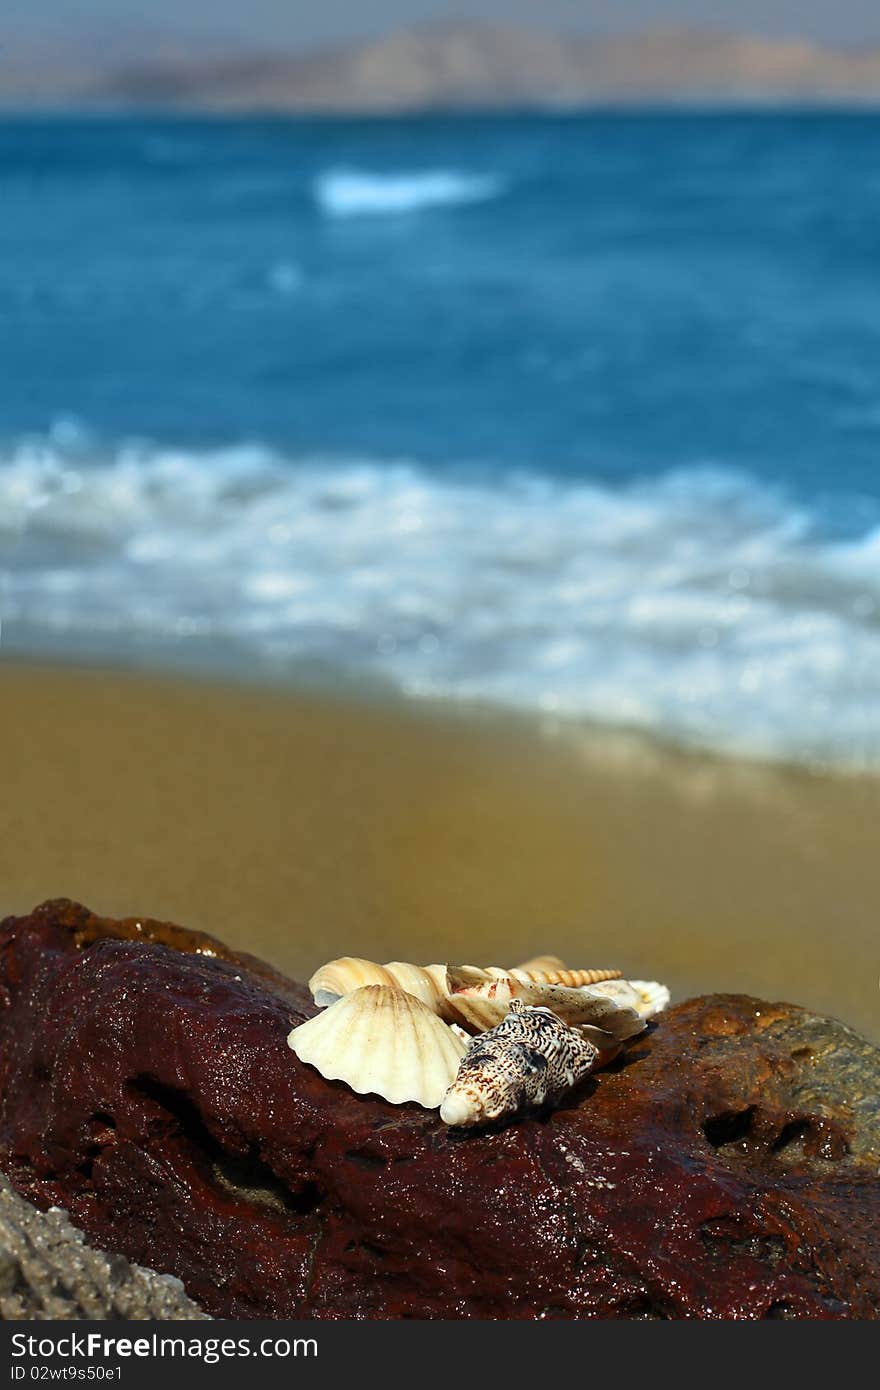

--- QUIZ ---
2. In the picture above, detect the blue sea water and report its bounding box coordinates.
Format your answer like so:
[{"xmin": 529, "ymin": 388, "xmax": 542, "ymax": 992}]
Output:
[{"xmin": 3, "ymin": 112, "xmax": 880, "ymax": 767}]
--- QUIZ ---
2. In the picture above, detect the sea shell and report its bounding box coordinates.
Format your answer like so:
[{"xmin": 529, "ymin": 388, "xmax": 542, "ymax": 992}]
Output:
[
  {"xmin": 509, "ymin": 966, "xmax": 624, "ymax": 988},
  {"xmin": 288, "ymin": 984, "xmax": 467, "ymax": 1108},
  {"xmin": 308, "ymin": 957, "xmax": 394, "ymax": 1007},
  {"xmin": 445, "ymin": 967, "xmax": 645, "ymax": 1040},
  {"xmin": 626, "ymin": 980, "xmax": 671, "ymax": 1018},
  {"xmin": 309, "ymin": 958, "xmax": 449, "ymax": 1013},
  {"xmin": 587, "ymin": 977, "xmax": 670, "ymax": 1019},
  {"xmin": 308, "ymin": 955, "xmax": 631, "ymax": 1026},
  {"xmin": 452, "ymin": 964, "xmax": 623, "ymax": 989},
  {"xmin": 381, "ymin": 962, "xmax": 450, "ymax": 1013},
  {"xmin": 440, "ymin": 1000, "xmax": 599, "ymax": 1128}
]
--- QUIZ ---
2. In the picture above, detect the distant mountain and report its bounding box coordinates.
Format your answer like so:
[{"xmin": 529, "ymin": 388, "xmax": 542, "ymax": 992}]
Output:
[{"xmin": 5, "ymin": 23, "xmax": 880, "ymax": 111}]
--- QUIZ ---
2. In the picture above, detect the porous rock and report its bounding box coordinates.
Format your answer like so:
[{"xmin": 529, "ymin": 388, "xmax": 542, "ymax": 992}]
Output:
[
  {"xmin": 0, "ymin": 899, "xmax": 877, "ymax": 1319},
  {"xmin": 0, "ymin": 1173, "xmax": 208, "ymax": 1320}
]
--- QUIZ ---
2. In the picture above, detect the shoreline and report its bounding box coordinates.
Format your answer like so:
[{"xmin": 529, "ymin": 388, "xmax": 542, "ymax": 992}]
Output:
[
  {"xmin": 10, "ymin": 104, "xmax": 880, "ymax": 119},
  {"xmin": 5, "ymin": 633, "xmax": 880, "ymax": 782},
  {"xmin": 1, "ymin": 657, "xmax": 877, "ymax": 1041}
]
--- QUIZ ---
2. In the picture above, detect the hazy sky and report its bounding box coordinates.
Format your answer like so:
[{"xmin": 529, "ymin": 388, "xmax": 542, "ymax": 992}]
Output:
[{"xmin": 8, "ymin": 0, "xmax": 880, "ymax": 51}]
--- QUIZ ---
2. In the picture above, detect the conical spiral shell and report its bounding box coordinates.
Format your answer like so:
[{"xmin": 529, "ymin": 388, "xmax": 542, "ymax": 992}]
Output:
[
  {"xmin": 307, "ymin": 956, "xmax": 662, "ymax": 1034},
  {"xmin": 288, "ymin": 984, "xmax": 467, "ymax": 1108},
  {"xmin": 509, "ymin": 966, "xmax": 624, "ymax": 988},
  {"xmin": 452, "ymin": 964, "xmax": 623, "ymax": 989},
  {"xmin": 440, "ymin": 1000, "xmax": 600, "ymax": 1128}
]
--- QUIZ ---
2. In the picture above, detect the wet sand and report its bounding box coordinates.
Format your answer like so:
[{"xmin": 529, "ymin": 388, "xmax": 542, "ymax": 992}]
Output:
[{"xmin": 0, "ymin": 659, "xmax": 877, "ymax": 1040}]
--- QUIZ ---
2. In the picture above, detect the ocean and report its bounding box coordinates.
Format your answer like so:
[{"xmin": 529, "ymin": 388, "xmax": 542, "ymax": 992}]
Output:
[{"xmin": 3, "ymin": 111, "xmax": 880, "ymax": 770}]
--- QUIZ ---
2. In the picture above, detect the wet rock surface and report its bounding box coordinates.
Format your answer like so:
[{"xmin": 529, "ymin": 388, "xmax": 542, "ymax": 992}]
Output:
[{"xmin": 0, "ymin": 899, "xmax": 877, "ymax": 1320}]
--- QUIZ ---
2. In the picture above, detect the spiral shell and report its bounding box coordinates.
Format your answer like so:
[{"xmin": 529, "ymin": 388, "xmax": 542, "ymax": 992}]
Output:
[
  {"xmin": 309, "ymin": 957, "xmax": 393, "ymax": 1007},
  {"xmin": 309, "ymin": 958, "xmax": 623, "ymax": 1014},
  {"xmin": 309, "ymin": 958, "xmax": 448, "ymax": 1013},
  {"xmin": 440, "ymin": 1000, "xmax": 599, "ymax": 1128},
  {"xmin": 307, "ymin": 956, "xmax": 666, "ymax": 1041},
  {"xmin": 288, "ymin": 984, "xmax": 467, "ymax": 1108},
  {"xmin": 509, "ymin": 966, "xmax": 624, "ymax": 988},
  {"xmin": 451, "ymin": 964, "xmax": 623, "ymax": 989}
]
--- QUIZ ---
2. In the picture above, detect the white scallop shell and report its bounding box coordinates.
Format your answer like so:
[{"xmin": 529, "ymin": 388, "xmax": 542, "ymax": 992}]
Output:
[
  {"xmin": 383, "ymin": 962, "xmax": 451, "ymax": 1014},
  {"xmin": 307, "ymin": 957, "xmax": 666, "ymax": 1039},
  {"xmin": 287, "ymin": 984, "xmax": 467, "ymax": 1108}
]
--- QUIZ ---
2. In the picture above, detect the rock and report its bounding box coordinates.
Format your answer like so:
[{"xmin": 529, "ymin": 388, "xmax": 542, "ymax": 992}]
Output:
[
  {"xmin": 0, "ymin": 1174, "xmax": 208, "ymax": 1320},
  {"xmin": 0, "ymin": 898, "xmax": 877, "ymax": 1320}
]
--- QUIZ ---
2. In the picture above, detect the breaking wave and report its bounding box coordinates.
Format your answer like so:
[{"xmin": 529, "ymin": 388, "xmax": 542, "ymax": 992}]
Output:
[
  {"xmin": 3, "ymin": 433, "xmax": 880, "ymax": 769},
  {"xmin": 313, "ymin": 167, "xmax": 505, "ymax": 216}
]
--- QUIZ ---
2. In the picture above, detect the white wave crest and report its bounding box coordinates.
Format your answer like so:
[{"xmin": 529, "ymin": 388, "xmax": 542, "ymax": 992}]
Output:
[
  {"xmin": 313, "ymin": 167, "xmax": 504, "ymax": 217},
  {"xmin": 3, "ymin": 437, "xmax": 880, "ymax": 769}
]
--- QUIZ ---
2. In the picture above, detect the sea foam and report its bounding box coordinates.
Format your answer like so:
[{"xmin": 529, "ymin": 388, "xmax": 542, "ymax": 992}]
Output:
[
  {"xmin": 313, "ymin": 167, "xmax": 505, "ymax": 216},
  {"xmin": 3, "ymin": 436, "xmax": 880, "ymax": 770}
]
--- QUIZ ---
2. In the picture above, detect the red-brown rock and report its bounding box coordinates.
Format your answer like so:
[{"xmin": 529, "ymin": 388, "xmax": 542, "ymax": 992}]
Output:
[{"xmin": 0, "ymin": 899, "xmax": 877, "ymax": 1319}]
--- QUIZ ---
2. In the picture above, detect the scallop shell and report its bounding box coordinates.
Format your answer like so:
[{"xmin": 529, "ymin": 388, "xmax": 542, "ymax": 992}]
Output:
[
  {"xmin": 309, "ymin": 958, "xmax": 449, "ymax": 1013},
  {"xmin": 440, "ymin": 1000, "xmax": 599, "ymax": 1128},
  {"xmin": 308, "ymin": 956, "xmax": 627, "ymax": 1023},
  {"xmin": 382, "ymin": 962, "xmax": 451, "ymax": 1013},
  {"xmin": 288, "ymin": 984, "xmax": 467, "ymax": 1108}
]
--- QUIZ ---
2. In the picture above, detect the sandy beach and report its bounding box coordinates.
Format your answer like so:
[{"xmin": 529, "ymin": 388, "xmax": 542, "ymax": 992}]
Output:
[{"xmin": 0, "ymin": 659, "xmax": 876, "ymax": 1041}]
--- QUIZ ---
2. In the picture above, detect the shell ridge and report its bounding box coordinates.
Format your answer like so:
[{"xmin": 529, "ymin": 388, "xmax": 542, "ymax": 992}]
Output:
[{"xmin": 288, "ymin": 983, "xmax": 467, "ymax": 1108}]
